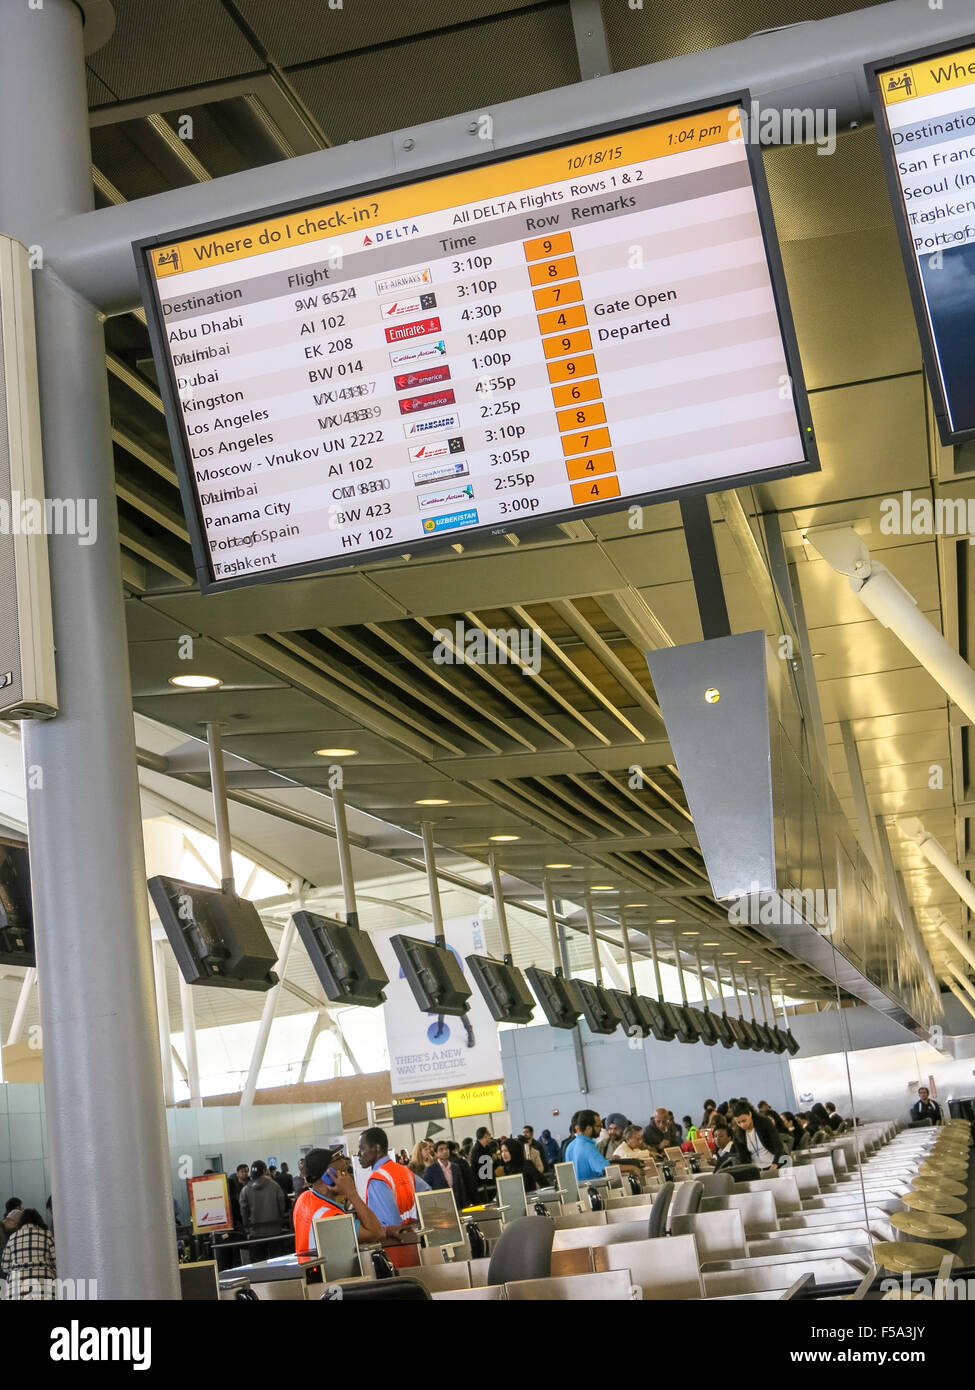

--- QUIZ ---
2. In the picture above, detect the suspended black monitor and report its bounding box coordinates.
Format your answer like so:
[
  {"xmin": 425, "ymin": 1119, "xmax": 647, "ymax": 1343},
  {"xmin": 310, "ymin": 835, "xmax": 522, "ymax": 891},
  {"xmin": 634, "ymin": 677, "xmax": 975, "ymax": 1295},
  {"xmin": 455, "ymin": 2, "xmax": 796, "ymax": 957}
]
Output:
[
  {"xmin": 292, "ymin": 911, "xmax": 388, "ymax": 1007},
  {"xmin": 779, "ymin": 1026, "xmax": 800, "ymax": 1056},
  {"xmin": 391, "ymin": 934, "xmax": 471, "ymax": 1016},
  {"xmin": 572, "ymin": 979, "xmax": 623, "ymax": 1036},
  {"xmin": 711, "ymin": 1012, "xmax": 736, "ymax": 1049},
  {"xmin": 525, "ymin": 966, "xmax": 582, "ymax": 1031},
  {"xmin": 687, "ymin": 1005, "xmax": 718, "ymax": 1046},
  {"xmin": 737, "ymin": 1018, "xmax": 763, "ymax": 1051},
  {"xmin": 148, "ymin": 876, "xmax": 279, "ymax": 991},
  {"xmin": 466, "ymin": 954, "xmax": 535, "ymax": 1024},
  {"xmin": 0, "ymin": 836, "xmax": 33, "ymax": 968},
  {"xmin": 666, "ymin": 1002, "xmax": 699, "ymax": 1045},
  {"xmin": 724, "ymin": 1015, "xmax": 751, "ymax": 1051},
  {"xmin": 644, "ymin": 997, "xmax": 676, "ymax": 1043},
  {"xmin": 753, "ymin": 1022, "xmax": 776, "ymax": 1053},
  {"xmin": 764, "ymin": 1024, "xmax": 787, "ymax": 1055},
  {"xmin": 610, "ymin": 990, "xmax": 655, "ymax": 1039}
]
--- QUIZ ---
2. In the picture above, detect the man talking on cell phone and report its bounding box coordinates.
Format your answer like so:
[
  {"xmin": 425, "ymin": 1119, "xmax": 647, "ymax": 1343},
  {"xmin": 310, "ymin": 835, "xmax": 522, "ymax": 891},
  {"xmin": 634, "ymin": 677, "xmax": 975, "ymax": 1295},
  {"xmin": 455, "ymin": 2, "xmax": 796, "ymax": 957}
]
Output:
[{"xmin": 293, "ymin": 1148, "xmax": 383, "ymax": 1255}]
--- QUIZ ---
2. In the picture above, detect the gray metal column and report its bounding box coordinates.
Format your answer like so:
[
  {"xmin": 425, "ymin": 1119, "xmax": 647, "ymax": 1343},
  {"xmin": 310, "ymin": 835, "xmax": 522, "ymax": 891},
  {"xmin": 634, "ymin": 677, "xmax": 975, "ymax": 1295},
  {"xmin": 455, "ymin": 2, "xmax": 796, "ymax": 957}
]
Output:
[{"xmin": 0, "ymin": 0, "xmax": 179, "ymax": 1299}]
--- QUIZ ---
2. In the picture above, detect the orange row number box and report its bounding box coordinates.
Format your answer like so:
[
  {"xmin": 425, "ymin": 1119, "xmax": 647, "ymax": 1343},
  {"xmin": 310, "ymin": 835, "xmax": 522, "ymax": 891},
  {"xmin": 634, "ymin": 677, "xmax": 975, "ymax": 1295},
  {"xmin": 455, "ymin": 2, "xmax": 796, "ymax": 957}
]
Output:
[
  {"xmin": 561, "ymin": 425, "xmax": 612, "ymax": 457},
  {"xmin": 571, "ymin": 476, "xmax": 621, "ymax": 505},
  {"xmin": 528, "ymin": 254, "xmax": 578, "ymax": 287},
  {"xmin": 556, "ymin": 401, "xmax": 607, "ymax": 433},
  {"xmin": 565, "ymin": 450, "xmax": 616, "ymax": 482},
  {"xmin": 533, "ymin": 281, "xmax": 584, "ymax": 312},
  {"xmin": 542, "ymin": 327, "xmax": 592, "ymax": 360},
  {"xmin": 523, "ymin": 231, "xmax": 573, "ymax": 262},
  {"xmin": 550, "ymin": 377, "xmax": 602, "ymax": 408},
  {"xmin": 547, "ymin": 352, "xmax": 597, "ymax": 384},
  {"xmin": 537, "ymin": 303, "xmax": 588, "ymax": 336}
]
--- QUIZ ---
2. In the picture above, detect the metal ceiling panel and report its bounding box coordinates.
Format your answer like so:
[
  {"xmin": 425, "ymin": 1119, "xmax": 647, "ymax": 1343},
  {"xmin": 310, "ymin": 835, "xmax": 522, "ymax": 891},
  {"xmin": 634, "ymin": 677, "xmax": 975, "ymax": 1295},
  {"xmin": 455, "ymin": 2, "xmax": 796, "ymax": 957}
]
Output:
[
  {"xmin": 780, "ymin": 232, "xmax": 921, "ymax": 391},
  {"xmin": 220, "ymin": 729, "xmax": 424, "ymax": 768},
  {"xmin": 133, "ymin": 686, "xmax": 346, "ymax": 736},
  {"xmin": 234, "ymin": 0, "xmax": 535, "ymax": 65},
  {"xmin": 369, "ymin": 543, "xmax": 625, "ymax": 614},
  {"xmin": 124, "ymin": 599, "xmax": 194, "ymax": 642},
  {"xmin": 766, "ymin": 376, "xmax": 930, "ymax": 512},
  {"xmin": 287, "ymin": 4, "xmax": 579, "ymax": 143},
  {"xmin": 147, "ymin": 573, "xmax": 407, "ymax": 636},
  {"xmin": 805, "ymin": 614, "xmax": 943, "ymax": 681},
  {"xmin": 128, "ymin": 637, "xmax": 287, "ymax": 695},
  {"xmin": 763, "ymin": 126, "xmax": 896, "ymax": 244},
  {"xmin": 86, "ymin": 0, "xmax": 260, "ymax": 100},
  {"xmin": 818, "ymin": 668, "xmax": 947, "ymax": 724},
  {"xmin": 602, "ymin": 0, "xmax": 883, "ymax": 71}
]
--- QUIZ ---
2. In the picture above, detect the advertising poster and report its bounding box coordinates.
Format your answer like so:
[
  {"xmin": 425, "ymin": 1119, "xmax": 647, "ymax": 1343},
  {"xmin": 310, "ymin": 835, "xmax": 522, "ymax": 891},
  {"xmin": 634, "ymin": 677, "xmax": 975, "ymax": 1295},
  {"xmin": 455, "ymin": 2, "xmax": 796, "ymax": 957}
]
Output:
[
  {"xmin": 187, "ymin": 1173, "xmax": 233, "ymax": 1234},
  {"xmin": 374, "ymin": 916, "xmax": 504, "ymax": 1096}
]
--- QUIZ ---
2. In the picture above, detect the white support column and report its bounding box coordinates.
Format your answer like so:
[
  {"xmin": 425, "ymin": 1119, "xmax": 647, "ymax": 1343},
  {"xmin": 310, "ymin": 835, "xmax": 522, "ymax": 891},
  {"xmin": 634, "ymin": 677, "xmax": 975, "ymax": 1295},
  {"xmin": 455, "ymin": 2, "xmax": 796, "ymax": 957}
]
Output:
[
  {"xmin": 327, "ymin": 1013, "xmax": 363, "ymax": 1076},
  {"xmin": 297, "ymin": 1010, "xmax": 326, "ymax": 1085},
  {"xmin": 6, "ymin": 967, "xmax": 37, "ymax": 1046},
  {"xmin": 240, "ymin": 915, "xmax": 298, "ymax": 1106},
  {"xmin": 808, "ymin": 526, "xmax": 975, "ymax": 727},
  {"xmin": 153, "ymin": 941, "xmax": 175, "ymax": 1109},
  {"xmin": 178, "ymin": 974, "xmax": 202, "ymax": 1108},
  {"xmin": 941, "ymin": 956, "xmax": 975, "ymax": 1009},
  {"xmin": 898, "ymin": 822, "xmax": 975, "ymax": 965},
  {"xmin": 944, "ymin": 978, "xmax": 975, "ymax": 1026}
]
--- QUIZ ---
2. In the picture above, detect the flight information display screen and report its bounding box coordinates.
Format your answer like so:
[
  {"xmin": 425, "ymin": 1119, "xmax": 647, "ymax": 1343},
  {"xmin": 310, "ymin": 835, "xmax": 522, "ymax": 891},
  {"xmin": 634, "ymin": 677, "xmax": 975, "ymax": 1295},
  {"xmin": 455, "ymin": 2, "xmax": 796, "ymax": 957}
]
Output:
[
  {"xmin": 137, "ymin": 99, "xmax": 814, "ymax": 591},
  {"xmin": 870, "ymin": 37, "xmax": 975, "ymax": 442}
]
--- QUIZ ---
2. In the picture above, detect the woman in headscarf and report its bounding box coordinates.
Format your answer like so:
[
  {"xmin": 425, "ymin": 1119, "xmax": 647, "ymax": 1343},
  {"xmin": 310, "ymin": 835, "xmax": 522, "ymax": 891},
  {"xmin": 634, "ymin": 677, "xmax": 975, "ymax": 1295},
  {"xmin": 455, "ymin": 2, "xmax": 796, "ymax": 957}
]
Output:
[{"xmin": 499, "ymin": 1134, "xmax": 539, "ymax": 1193}]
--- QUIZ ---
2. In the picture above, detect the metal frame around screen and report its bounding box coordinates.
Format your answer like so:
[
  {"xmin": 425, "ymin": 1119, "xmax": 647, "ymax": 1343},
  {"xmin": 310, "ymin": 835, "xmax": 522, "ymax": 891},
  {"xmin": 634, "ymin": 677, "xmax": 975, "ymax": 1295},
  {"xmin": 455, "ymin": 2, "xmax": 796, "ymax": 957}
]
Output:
[
  {"xmin": 866, "ymin": 34, "xmax": 975, "ymax": 445},
  {"xmin": 135, "ymin": 90, "xmax": 817, "ymax": 594}
]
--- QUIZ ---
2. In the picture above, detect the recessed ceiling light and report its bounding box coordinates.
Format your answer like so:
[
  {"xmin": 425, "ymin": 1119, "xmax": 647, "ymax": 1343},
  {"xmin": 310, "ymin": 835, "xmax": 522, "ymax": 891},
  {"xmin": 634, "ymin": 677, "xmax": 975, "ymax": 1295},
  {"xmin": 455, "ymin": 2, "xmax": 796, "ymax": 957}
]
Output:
[
  {"xmin": 738, "ymin": 959, "xmax": 751, "ymax": 963},
  {"xmin": 722, "ymin": 951, "xmax": 737, "ymax": 956},
  {"xmin": 315, "ymin": 747, "xmax": 358, "ymax": 757},
  {"xmin": 545, "ymin": 863, "xmax": 572, "ymax": 869},
  {"xmin": 415, "ymin": 798, "xmax": 449, "ymax": 806},
  {"xmin": 627, "ymin": 902, "xmax": 648, "ymax": 907},
  {"xmin": 701, "ymin": 941, "xmax": 720, "ymax": 946},
  {"xmin": 812, "ymin": 652, "xmax": 826, "ymax": 659},
  {"xmin": 681, "ymin": 930, "xmax": 700, "ymax": 936},
  {"xmin": 490, "ymin": 834, "xmax": 519, "ymax": 842},
  {"xmin": 655, "ymin": 917, "xmax": 675, "ymax": 924},
  {"xmin": 591, "ymin": 885, "xmax": 614, "ymax": 891},
  {"xmin": 169, "ymin": 674, "xmax": 222, "ymax": 689}
]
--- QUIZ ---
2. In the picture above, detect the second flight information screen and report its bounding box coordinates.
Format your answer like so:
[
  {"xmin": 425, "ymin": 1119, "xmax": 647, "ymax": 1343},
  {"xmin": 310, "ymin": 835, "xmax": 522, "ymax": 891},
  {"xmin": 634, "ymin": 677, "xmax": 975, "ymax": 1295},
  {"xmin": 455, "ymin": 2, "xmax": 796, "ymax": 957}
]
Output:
[{"xmin": 139, "ymin": 101, "xmax": 813, "ymax": 591}]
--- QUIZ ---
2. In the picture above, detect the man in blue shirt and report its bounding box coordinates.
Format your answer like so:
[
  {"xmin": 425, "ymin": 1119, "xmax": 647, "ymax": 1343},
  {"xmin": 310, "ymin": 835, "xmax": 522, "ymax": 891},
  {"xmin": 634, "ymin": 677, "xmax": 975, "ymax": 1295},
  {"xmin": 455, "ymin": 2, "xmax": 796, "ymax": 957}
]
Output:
[
  {"xmin": 565, "ymin": 1110, "xmax": 609, "ymax": 1180},
  {"xmin": 565, "ymin": 1110, "xmax": 643, "ymax": 1182}
]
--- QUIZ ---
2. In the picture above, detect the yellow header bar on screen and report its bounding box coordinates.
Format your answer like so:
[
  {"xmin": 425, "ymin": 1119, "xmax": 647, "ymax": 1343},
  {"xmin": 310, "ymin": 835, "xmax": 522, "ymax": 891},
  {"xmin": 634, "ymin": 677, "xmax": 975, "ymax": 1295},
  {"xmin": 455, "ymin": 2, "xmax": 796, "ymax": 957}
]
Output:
[
  {"xmin": 880, "ymin": 44, "xmax": 975, "ymax": 106},
  {"xmin": 148, "ymin": 107, "xmax": 739, "ymax": 279}
]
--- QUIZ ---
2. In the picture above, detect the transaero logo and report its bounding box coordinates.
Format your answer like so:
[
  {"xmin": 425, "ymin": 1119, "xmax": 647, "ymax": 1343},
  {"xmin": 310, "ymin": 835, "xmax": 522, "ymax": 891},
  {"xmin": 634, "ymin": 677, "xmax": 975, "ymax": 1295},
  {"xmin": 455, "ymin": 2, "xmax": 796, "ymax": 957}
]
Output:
[{"xmin": 50, "ymin": 1321, "xmax": 151, "ymax": 1371}]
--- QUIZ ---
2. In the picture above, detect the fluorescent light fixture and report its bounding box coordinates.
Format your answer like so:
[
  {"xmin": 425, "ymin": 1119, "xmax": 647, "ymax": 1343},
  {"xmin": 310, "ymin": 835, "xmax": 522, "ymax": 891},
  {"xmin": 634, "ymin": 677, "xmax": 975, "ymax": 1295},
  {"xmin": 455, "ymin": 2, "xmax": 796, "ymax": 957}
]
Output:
[
  {"xmin": 490, "ymin": 834, "xmax": 519, "ymax": 842},
  {"xmin": 314, "ymin": 747, "xmax": 358, "ymax": 757},
  {"xmin": 168, "ymin": 674, "xmax": 222, "ymax": 690},
  {"xmin": 415, "ymin": 799, "xmax": 449, "ymax": 806}
]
